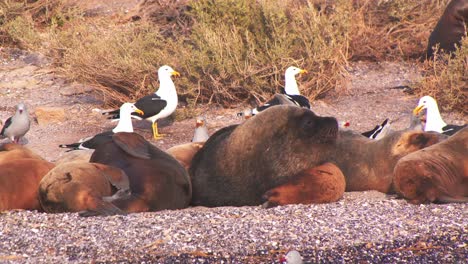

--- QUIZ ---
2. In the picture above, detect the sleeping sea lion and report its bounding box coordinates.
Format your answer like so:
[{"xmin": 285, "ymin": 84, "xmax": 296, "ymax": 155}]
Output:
[
  {"xmin": 0, "ymin": 143, "xmax": 45, "ymax": 162},
  {"xmin": 261, "ymin": 162, "xmax": 346, "ymax": 208},
  {"xmin": 0, "ymin": 158, "xmax": 55, "ymax": 211},
  {"xmin": 426, "ymin": 0, "xmax": 468, "ymax": 59},
  {"xmin": 190, "ymin": 105, "xmax": 339, "ymax": 207},
  {"xmin": 332, "ymin": 129, "xmax": 446, "ymax": 193},
  {"xmin": 38, "ymin": 161, "xmax": 130, "ymax": 215},
  {"xmin": 166, "ymin": 142, "xmax": 205, "ymax": 171},
  {"xmin": 393, "ymin": 127, "xmax": 468, "ymax": 204},
  {"xmin": 90, "ymin": 132, "xmax": 191, "ymax": 213}
]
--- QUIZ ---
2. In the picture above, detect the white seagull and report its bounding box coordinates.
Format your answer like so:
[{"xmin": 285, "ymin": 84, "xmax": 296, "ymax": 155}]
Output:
[
  {"xmin": 413, "ymin": 95, "xmax": 466, "ymax": 136},
  {"xmin": 60, "ymin": 103, "xmax": 143, "ymax": 151},
  {"xmin": 192, "ymin": 116, "xmax": 209, "ymax": 143},
  {"xmin": 0, "ymin": 103, "xmax": 30, "ymax": 144},
  {"xmin": 103, "ymin": 65, "xmax": 180, "ymax": 139}
]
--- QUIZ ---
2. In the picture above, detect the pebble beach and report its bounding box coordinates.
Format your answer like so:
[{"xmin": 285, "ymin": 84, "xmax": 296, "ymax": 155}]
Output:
[{"xmin": 1, "ymin": 191, "xmax": 466, "ymax": 263}]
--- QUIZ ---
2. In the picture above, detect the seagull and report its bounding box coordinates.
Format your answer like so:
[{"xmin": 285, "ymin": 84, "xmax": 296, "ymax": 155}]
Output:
[
  {"xmin": 0, "ymin": 103, "xmax": 30, "ymax": 144},
  {"xmin": 192, "ymin": 116, "xmax": 209, "ymax": 142},
  {"xmin": 60, "ymin": 103, "xmax": 143, "ymax": 151},
  {"xmin": 361, "ymin": 118, "xmax": 390, "ymax": 139},
  {"xmin": 280, "ymin": 250, "xmax": 303, "ymax": 264},
  {"xmin": 413, "ymin": 95, "xmax": 466, "ymax": 135},
  {"xmin": 239, "ymin": 66, "xmax": 310, "ymax": 116},
  {"xmin": 102, "ymin": 65, "xmax": 180, "ymax": 139}
]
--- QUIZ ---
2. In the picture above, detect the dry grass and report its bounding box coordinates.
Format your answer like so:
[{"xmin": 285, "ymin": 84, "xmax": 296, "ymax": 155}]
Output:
[
  {"xmin": 414, "ymin": 37, "xmax": 468, "ymax": 113},
  {"xmin": 0, "ymin": 0, "xmax": 464, "ymax": 113}
]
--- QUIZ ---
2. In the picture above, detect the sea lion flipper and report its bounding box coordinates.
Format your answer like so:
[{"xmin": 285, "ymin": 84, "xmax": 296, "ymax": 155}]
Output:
[
  {"xmin": 112, "ymin": 132, "xmax": 151, "ymax": 159},
  {"xmin": 93, "ymin": 163, "xmax": 130, "ymax": 191},
  {"xmin": 436, "ymin": 195, "xmax": 468, "ymax": 204},
  {"xmin": 78, "ymin": 199, "xmax": 126, "ymax": 217},
  {"xmin": 261, "ymin": 163, "xmax": 346, "ymax": 207}
]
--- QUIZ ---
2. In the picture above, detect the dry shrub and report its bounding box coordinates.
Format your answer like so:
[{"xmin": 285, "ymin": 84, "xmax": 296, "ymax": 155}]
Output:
[
  {"xmin": 349, "ymin": 0, "xmax": 449, "ymax": 61},
  {"xmin": 414, "ymin": 37, "xmax": 468, "ymax": 113},
  {"xmin": 181, "ymin": 0, "xmax": 350, "ymax": 105}
]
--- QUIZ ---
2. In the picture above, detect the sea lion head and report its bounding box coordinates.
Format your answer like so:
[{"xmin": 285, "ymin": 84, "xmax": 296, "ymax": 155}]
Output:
[{"xmin": 391, "ymin": 131, "xmax": 446, "ymax": 156}]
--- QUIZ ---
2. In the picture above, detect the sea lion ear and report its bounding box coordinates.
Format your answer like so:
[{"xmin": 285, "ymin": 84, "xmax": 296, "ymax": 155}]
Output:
[{"xmin": 112, "ymin": 132, "xmax": 152, "ymax": 159}]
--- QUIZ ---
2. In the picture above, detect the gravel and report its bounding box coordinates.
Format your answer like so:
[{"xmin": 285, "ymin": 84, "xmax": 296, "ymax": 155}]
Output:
[{"xmin": 1, "ymin": 191, "xmax": 466, "ymax": 263}]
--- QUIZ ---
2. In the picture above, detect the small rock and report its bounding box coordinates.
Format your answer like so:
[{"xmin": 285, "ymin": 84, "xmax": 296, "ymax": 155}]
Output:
[{"xmin": 34, "ymin": 106, "xmax": 67, "ymax": 125}]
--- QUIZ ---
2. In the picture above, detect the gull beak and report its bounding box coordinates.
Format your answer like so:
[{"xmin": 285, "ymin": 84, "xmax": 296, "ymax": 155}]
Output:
[
  {"xmin": 134, "ymin": 108, "xmax": 144, "ymax": 115},
  {"xmin": 413, "ymin": 105, "xmax": 424, "ymax": 116},
  {"xmin": 172, "ymin": 71, "xmax": 181, "ymax": 77},
  {"xmin": 299, "ymin": 69, "xmax": 308, "ymax": 74}
]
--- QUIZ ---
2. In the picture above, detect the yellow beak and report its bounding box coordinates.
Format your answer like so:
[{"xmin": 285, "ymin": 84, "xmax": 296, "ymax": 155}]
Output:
[
  {"xmin": 413, "ymin": 105, "xmax": 424, "ymax": 115},
  {"xmin": 134, "ymin": 108, "xmax": 144, "ymax": 115},
  {"xmin": 172, "ymin": 71, "xmax": 181, "ymax": 77},
  {"xmin": 299, "ymin": 69, "xmax": 308, "ymax": 74}
]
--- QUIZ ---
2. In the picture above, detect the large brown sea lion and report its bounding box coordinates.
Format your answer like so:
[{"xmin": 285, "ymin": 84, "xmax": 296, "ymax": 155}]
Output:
[
  {"xmin": 90, "ymin": 132, "xmax": 191, "ymax": 213},
  {"xmin": 38, "ymin": 161, "xmax": 130, "ymax": 215},
  {"xmin": 261, "ymin": 162, "xmax": 346, "ymax": 208},
  {"xmin": 393, "ymin": 127, "xmax": 468, "ymax": 204},
  {"xmin": 332, "ymin": 129, "xmax": 446, "ymax": 193},
  {"xmin": 190, "ymin": 105, "xmax": 339, "ymax": 207},
  {"xmin": 0, "ymin": 158, "xmax": 55, "ymax": 211},
  {"xmin": 426, "ymin": 0, "xmax": 468, "ymax": 59}
]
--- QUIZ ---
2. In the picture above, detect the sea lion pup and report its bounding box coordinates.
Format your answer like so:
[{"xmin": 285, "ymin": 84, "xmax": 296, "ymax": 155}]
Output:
[
  {"xmin": 53, "ymin": 149, "xmax": 94, "ymax": 166},
  {"xmin": 166, "ymin": 142, "xmax": 205, "ymax": 171},
  {"xmin": 190, "ymin": 105, "xmax": 339, "ymax": 207},
  {"xmin": 426, "ymin": 0, "xmax": 468, "ymax": 59},
  {"xmin": 332, "ymin": 129, "xmax": 446, "ymax": 193},
  {"xmin": 90, "ymin": 132, "xmax": 191, "ymax": 213},
  {"xmin": 393, "ymin": 127, "xmax": 468, "ymax": 204},
  {"xmin": 38, "ymin": 162, "xmax": 130, "ymax": 215},
  {"xmin": 0, "ymin": 143, "xmax": 45, "ymax": 163},
  {"xmin": 0, "ymin": 158, "xmax": 55, "ymax": 211},
  {"xmin": 261, "ymin": 162, "xmax": 346, "ymax": 208}
]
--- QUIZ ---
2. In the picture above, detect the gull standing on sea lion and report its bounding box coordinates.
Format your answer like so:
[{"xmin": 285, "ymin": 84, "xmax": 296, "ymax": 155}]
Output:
[
  {"xmin": 413, "ymin": 95, "xmax": 466, "ymax": 135},
  {"xmin": 0, "ymin": 103, "xmax": 30, "ymax": 144},
  {"xmin": 59, "ymin": 103, "xmax": 143, "ymax": 151},
  {"xmin": 103, "ymin": 65, "xmax": 180, "ymax": 139}
]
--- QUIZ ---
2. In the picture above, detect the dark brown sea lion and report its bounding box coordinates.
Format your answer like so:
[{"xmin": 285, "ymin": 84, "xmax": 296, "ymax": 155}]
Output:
[
  {"xmin": 332, "ymin": 129, "xmax": 446, "ymax": 193},
  {"xmin": 262, "ymin": 162, "xmax": 346, "ymax": 207},
  {"xmin": 0, "ymin": 143, "xmax": 45, "ymax": 162},
  {"xmin": 426, "ymin": 0, "xmax": 468, "ymax": 59},
  {"xmin": 90, "ymin": 132, "xmax": 191, "ymax": 213},
  {"xmin": 38, "ymin": 161, "xmax": 130, "ymax": 215},
  {"xmin": 190, "ymin": 105, "xmax": 338, "ymax": 207},
  {"xmin": 0, "ymin": 158, "xmax": 55, "ymax": 211},
  {"xmin": 393, "ymin": 127, "xmax": 468, "ymax": 204},
  {"xmin": 166, "ymin": 142, "xmax": 205, "ymax": 171}
]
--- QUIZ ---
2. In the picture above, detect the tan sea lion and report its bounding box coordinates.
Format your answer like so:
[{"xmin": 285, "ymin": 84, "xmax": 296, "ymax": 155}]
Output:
[
  {"xmin": 0, "ymin": 143, "xmax": 45, "ymax": 162},
  {"xmin": 261, "ymin": 162, "xmax": 346, "ymax": 208},
  {"xmin": 426, "ymin": 0, "xmax": 468, "ymax": 59},
  {"xmin": 190, "ymin": 105, "xmax": 339, "ymax": 207},
  {"xmin": 38, "ymin": 161, "xmax": 130, "ymax": 215},
  {"xmin": 90, "ymin": 132, "xmax": 191, "ymax": 213},
  {"xmin": 0, "ymin": 158, "xmax": 55, "ymax": 211},
  {"xmin": 332, "ymin": 129, "xmax": 446, "ymax": 193},
  {"xmin": 54, "ymin": 149, "xmax": 94, "ymax": 166},
  {"xmin": 166, "ymin": 142, "xmax": 205, "ymax": 171},
  {"xmin": 393, "ymin": 127, "xmax": 468, "ymax": 204}
]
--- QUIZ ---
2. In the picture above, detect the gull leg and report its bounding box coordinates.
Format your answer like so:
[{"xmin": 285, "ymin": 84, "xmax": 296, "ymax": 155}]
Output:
[{"xmin": 152, "ymin": 121, "xmax": 165, "ymax": 139}]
